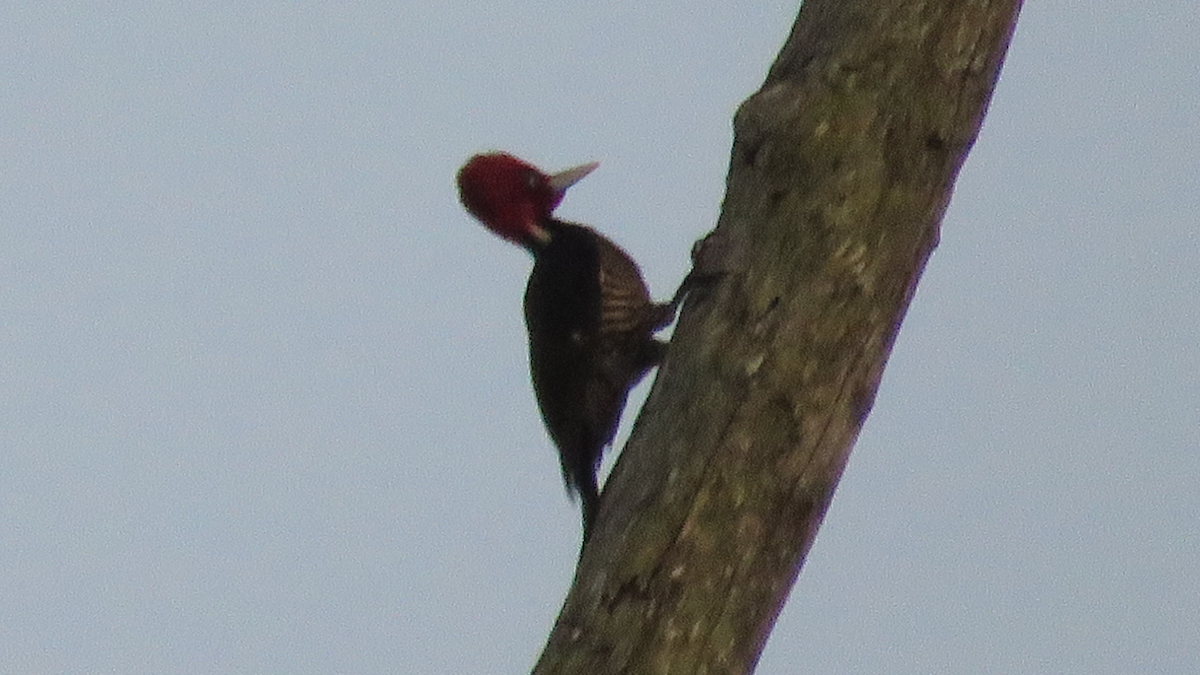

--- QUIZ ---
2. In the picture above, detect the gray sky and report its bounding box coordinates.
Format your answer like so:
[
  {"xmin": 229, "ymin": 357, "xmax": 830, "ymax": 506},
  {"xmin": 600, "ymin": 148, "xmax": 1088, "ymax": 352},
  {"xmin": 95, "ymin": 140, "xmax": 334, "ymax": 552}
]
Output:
[{"xmin": 2, "ymin": 2, "xmax": 1197, "ymax": 674}]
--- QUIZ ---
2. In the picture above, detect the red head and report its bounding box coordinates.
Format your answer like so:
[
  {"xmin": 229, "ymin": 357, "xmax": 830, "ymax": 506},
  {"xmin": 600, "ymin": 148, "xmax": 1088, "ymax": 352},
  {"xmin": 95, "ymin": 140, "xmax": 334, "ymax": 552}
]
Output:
[{"xmin": 457, "ymin": 152, "xmax": 598, "ymax": 247}]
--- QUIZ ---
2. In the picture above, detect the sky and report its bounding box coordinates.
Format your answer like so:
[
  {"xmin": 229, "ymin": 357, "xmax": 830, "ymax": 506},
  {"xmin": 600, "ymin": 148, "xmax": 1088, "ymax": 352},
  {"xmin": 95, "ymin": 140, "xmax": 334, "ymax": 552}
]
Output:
[{"xmin": 1, "ymin": 2, "xmax": 1197, "ymax": 674}]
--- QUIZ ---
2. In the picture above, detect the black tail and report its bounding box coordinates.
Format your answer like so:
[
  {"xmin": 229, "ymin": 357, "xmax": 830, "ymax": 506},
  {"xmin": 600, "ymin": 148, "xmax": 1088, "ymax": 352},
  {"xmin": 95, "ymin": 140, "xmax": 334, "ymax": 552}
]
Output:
[{"xmin": 579, "ymin": 472, "xmax": 600, "ymax": 544}]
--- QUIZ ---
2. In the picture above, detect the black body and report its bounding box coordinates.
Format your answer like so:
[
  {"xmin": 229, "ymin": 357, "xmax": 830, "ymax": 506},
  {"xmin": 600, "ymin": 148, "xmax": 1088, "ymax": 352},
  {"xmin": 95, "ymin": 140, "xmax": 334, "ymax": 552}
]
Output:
[{"xmin": 522, "ymin": 219, "xmax": 669, "ymax": 540}]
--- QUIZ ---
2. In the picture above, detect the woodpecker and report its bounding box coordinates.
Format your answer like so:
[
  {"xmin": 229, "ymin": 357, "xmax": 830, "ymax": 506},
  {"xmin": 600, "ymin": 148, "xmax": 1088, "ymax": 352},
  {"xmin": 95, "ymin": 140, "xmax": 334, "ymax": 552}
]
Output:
[{"xmin": 457, "ymin": 152, "xmax": 672, "ymax": 540}]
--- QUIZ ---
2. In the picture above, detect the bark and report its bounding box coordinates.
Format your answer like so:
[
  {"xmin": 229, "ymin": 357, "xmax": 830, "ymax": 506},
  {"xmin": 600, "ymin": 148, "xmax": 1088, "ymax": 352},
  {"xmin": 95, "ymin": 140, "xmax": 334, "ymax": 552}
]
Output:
[{"xmin": 534, "ymin": 1, "xmax": 1022, "ymax": 673}]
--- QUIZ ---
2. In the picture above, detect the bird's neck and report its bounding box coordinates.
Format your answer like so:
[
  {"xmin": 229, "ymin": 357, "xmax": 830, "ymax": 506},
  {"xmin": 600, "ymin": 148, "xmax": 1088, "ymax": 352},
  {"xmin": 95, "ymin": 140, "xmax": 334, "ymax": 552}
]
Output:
[{"xmin": 527, "ymin": 218, "xmax": 588, "ymax": 255}]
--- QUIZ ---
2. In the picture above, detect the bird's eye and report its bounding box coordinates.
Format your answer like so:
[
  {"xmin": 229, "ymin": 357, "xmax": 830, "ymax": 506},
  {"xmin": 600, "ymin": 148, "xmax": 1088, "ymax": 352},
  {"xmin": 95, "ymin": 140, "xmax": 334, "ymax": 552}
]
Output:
[{"xmin": 524, "ymin": 170, "xmax": 541, "ymax": 190}]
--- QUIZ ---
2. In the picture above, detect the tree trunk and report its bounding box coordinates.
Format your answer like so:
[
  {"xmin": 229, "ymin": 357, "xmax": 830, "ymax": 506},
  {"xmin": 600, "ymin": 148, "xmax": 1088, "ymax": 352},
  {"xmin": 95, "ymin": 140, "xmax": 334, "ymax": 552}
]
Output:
[{"xmin": 534, "ymin": 1, "xmax": 1023, "ymax": 673}]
